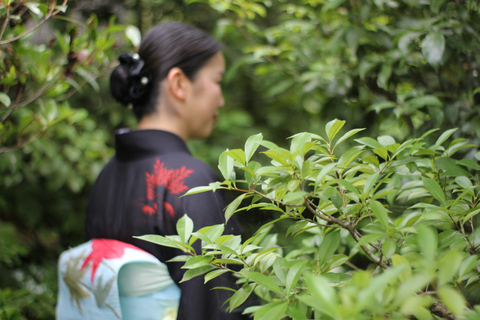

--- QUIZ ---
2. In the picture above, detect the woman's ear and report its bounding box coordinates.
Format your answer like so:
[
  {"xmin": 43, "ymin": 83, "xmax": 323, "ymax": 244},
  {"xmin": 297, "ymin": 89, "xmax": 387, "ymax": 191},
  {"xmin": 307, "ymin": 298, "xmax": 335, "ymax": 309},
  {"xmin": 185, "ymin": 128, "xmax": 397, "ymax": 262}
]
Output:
[{"xmin": 166, "ymin": 67, "xmax": 189, "ymax": 101}]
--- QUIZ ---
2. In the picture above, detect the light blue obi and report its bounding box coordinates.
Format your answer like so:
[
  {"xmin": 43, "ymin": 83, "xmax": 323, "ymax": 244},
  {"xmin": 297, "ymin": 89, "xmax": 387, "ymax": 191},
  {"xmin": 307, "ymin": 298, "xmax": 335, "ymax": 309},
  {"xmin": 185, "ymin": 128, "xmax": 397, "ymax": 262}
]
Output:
[{"xmin": 56, "ymin": 239, "xmax": 180, "ymax": 320}]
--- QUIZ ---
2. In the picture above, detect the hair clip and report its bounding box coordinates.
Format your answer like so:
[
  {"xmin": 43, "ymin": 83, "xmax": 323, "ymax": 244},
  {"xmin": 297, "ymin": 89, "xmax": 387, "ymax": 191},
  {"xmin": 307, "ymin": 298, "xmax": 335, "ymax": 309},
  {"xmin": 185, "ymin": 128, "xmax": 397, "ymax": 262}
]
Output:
[
  {"xmin": 132, "ymin": 53, "xmax": 140, "ymax": 60},
  {"xmin": 140, "ymin": 76, "xmax": 149, "ymax": 85}
]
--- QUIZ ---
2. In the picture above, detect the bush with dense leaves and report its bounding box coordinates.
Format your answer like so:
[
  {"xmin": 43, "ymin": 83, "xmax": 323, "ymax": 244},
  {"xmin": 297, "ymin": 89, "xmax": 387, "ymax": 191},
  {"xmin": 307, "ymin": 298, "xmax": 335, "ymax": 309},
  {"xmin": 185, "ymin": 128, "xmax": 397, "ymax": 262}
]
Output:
[{"xmin": 140, "ymin": 119, "xmax": 480, "ymax": 319}]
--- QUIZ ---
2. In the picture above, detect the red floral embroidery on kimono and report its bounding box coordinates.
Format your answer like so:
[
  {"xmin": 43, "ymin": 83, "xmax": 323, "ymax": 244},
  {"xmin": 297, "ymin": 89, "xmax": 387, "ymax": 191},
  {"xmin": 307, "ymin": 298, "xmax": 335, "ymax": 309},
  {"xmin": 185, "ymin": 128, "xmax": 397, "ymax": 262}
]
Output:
[
  {"xmin": 81, "ymin": 239, "xmax": 144, "ymax": 282},
  {"xmin": 143, "ymin": 159, "xmax": 194, "ymax": 217}
]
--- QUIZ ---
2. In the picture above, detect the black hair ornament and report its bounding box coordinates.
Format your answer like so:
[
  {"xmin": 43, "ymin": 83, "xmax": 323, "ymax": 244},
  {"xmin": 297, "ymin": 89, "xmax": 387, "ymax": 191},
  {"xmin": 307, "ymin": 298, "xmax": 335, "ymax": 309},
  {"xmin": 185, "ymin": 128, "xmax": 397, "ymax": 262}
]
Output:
[{"xmin": 118, "ymin": 52, "xmax": 153, "ymax": 104}]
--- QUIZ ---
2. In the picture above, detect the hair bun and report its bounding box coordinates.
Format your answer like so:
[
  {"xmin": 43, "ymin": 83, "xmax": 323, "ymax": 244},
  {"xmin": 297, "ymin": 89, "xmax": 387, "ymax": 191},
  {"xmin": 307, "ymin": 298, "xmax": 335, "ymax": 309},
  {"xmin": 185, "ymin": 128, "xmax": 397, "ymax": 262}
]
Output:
[{"xmin": 110, "ymin": 52, "xmax": 152, "ymax": 106}]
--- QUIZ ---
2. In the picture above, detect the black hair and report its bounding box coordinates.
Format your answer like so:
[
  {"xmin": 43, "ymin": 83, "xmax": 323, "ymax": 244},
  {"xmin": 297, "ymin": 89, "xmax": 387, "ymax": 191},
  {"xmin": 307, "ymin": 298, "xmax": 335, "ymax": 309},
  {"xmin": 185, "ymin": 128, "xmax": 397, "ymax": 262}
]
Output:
[{"xmin": 110, "ymin": 21, "xmax": 224, "ymax": 120}]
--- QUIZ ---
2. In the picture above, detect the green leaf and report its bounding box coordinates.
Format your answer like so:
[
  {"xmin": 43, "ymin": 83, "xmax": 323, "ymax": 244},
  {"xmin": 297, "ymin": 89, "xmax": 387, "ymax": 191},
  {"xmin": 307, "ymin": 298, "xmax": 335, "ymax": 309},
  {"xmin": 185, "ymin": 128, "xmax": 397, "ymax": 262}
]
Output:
[
  {"xmin": 177, "ymin": 215, "xmax": 194, "ymax": 243},
  {"xmin": 289, "ymin": 132, "xmax": 311, "ymax": 156},
  {"xmin": 392, "ymin": 254, "xmax": 412, "ymax": 282},
  {"xmin": 363, "ymin": 172, "xmax": 379, "ymax": 196},
  {"xmin": 333, "ymin": 128, "xmax": 365, "ymax": 150},
  {"xmin": 416, "ymin": 224, "xmax": 437, "ymax": 262},
  {"xmin": 457, "ymin": 159, "xmax": 480, "ymax": 170},
  {"xmin": 262, "ymin": 150, "xmax": 289, "ymax": 166},
  {"xmin": 125, "ymin": 25, "xmax": 142, "ymax": 47},
  {"xmin": 335, "ymin": 179, "xmax": 361, "ymax": 195},
  {"xmin": 318, "ymin": 231, "xmax": 340, "ymax": 266},
  {"xmin": 240, "ymin": 271, "xmax": 283, "ymax": 294},
  {"xmin": 436, "ymin": 250, "xmax": 462, "ymax": 286},
  {"xmin": 182, "ymin": 255, "xmax": 213, "ymax": 269},
  {"xmin": 370, "ymin": 200, "xmax": 389, "ymax": 228},
  {"xmin": 245, "ymin": 133, "xmax": 263, "ymax": 163},
  {"xmin": 437, "ymin": 286, "xmax": 466, "ymax": 316},
  {"xmin": 226, "ymin": 149, "xmax": 246, "ymax": 166},
  {"xmin": 224, "ymin": 193, "xmax": 248, "ymax": 223},
  {"xmin": 283, "ymin": 191, "xmax": 308, "ymax": 206},
  {"xmin": 183, "ymin": 185, "xmax": 218, "ymax": 196},
  {"xmin": 367, "ymin": 101, "xmax": 397, "ymax": 113},
  {"xmin": 219, "ymin": 150, "xmax": 235, "ymax": 180},
  {"xmin": 435, "ymin": 157, "xmax": 471, "ymax": 177},
  {"xmin": 357, "ymin": 233, "xmax": 384, "ymax": 246},
  {"xmin": 338, "ymin": 147, "xmax": 364, "ymax": 170},
  {"xmin": 0, "ymin": 93, "xmax": 11, "ymax": 107},
  {"xmin": 134, "ymin": 235, "xmax": 190, "ymax": 252},
  {"xmin": 373, "ymin": 147, "xmax": 389, "ymax": 161},
  {"xmin": 325, "ymin": 119, "xmax": 346, "ymax": 142},
  {"xmin": 382, "ymin": 238, "xmax": 397, "ymax": 258},
  {"xmin": 434, "ymin": 128, "xmax": 458, "ymax": 150},
  {"xmin": 180, "ymin": 265, "xmax": 216, "ymax": 283},
  {"xmin": 285, "ymin": 260, "xmax": 307, "ymax": 292},
  {"xmin": 422, "ymin": 177, "xmax": 446, "ymax": 207},
  {"xmin": 253, "ymin": 301, "xmax": 288, "ymax": 320},
  {"xmin": 302, "ymin": 273, "xmax": 338, "ymax": 317},
  {"xmin": 194, "ymin": 224, "xmax": 225, "ymax": 244},
  {"xmin": 25, "ymin": 3, "xmax": 43, "ymax": 17},
  {"xmin": 355, "ymin": 137, "xmax": 383, "ymax": 149},
  {"xmin": 229, "ymin": 283, "xmax": 255, "ymax": 311},
  {"xmin": 405, "ymin": 95, "xmax": 442, "ymax": 111},
  {"xmin": 315, "ymin": 163, "xmax": 336, "ymax": 186},
  {"xmin": 421, "ymin": 32, "xmax": 445, "ymax": 67},
  {"xmin": 204, "ymin": 269, "xmax": 229, "ymax": 283}
]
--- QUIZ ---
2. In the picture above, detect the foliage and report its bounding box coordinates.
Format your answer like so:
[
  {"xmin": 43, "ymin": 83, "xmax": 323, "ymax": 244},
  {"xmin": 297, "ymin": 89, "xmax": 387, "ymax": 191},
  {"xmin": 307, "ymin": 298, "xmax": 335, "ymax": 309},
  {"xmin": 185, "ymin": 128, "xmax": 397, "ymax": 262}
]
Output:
[
  {"xmin": 0, "ymin": 1, "xmax": 134, "ymax": 318},
  {"xmin": 195, "ymin": 0, "xmax": 480, "ymax": 144},
  {"xmin": 139, "ymin": 119, "xmax": 480, "ymax": 319}
]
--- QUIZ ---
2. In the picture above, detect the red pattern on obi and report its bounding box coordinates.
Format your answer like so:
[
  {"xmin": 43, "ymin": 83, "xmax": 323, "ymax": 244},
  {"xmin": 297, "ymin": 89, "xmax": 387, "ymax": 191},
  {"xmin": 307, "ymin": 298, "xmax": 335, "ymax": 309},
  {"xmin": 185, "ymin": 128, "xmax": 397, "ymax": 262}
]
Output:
[{"xmin": 81, "ymin": 239, "xmax": 145, "ymax": 282}]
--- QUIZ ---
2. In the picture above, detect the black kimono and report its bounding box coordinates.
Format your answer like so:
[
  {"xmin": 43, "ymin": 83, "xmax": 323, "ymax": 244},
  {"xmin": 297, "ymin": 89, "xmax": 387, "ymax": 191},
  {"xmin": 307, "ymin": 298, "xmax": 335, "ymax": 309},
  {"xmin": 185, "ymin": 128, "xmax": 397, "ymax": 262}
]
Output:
[{"xmin": 85, "ymin": 129, "xmax": 247, "ymax": 320}]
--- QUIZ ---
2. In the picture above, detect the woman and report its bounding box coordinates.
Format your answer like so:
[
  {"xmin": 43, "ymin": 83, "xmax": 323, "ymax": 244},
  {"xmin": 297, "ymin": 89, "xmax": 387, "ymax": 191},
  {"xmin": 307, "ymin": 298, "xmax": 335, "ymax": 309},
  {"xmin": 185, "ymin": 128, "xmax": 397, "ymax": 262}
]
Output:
[{"xmin": 85, "ymin": 21, "xmax": 247, "ymax": 320}]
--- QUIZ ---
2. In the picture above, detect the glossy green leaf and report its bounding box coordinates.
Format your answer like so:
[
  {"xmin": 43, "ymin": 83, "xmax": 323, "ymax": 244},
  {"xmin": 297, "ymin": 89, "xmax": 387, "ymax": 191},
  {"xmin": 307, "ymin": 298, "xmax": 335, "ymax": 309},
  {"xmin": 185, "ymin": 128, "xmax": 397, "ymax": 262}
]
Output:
[
  {"xmin": 302, "ymin": 273, "xmax": 338, "ymax": 317},
  {"xmin": 290, "ymin": 132, "xmax": 311, "ymax": 156},
  {"xmin": 422, "ymin": 177, "xmax": 446, "ymax": 207},
  {"xmin": 253, "ymin": 301, "xmax": 288, "ymax": 320},
  {"xmin": 355, "ymin": 137, "xmax": 383, "ymax": 149},
  {"xmin": 285, "ymin": 260, "xmax": 307, "ymax": 292},
  {"xmin": 245, "ymin": 133, "xmax": 263, "ymax": 164},
  {"xmin": 416, "ymin": 224, "xmax": 438, "ymax": 262},
  {"xmin": 318, "ymin": 231, "xmax": 340, "ymax": 266},
  {"xmin": 180, "ymin": 265, "xmax": 216, "ymax": 283},
  {"xmin": 433, "ymin": 128, "xmax": 458, "ymax": 150},
  {"xmin": 229, "ymin": 283, "xmax": 255, "ymax": 311},
  {"xmin": 218, "ymin": 150, "xmax": 235, "ymax": 180},
  {"xmin": 333, "ymin": 128, "xmax": 365, "ymax": 150},
  {"xmin": 363, "ymin": 172, "xmax": 379, "ymax": 196},
  {"xmin": 177, "ymin": 214, "xmax": 194, "ymax": 243},
  {"xmin": 0, "ymin": 93, "xmax": 11, "ymax": 107},
  {"xmin": 204, "ymin": 269, "xmax": 230, "ymax": 284},
  {"xmin": 224, "ymin": 193, "xmax": 248, "ymax": 223},
  {"xmin": 338, "ymin": 147, "xmax": 364, "ymax": 170},
  {"xmin": 226, "ymin": 148, "xmax": 246, "ymax": 166},
  {"xmin": 182, "ymin": 255, "xmax": 213, "ymax": 269},
  {"xmin": 421, "ymin": 32, "xmax": 445, "ymax": 67},
  {"xmin": 240, "ymin": 271, "xmax": 283, "ymax": 294},
  {"xmin": 134, "ymin": 235, "xmax": 190, "ymax": 252},
  {"xmin": 262, "ymin": 150, "xmax": 289, "ymax": 166},
  {"xmin": 370, "ymin": 200, "xmax": 389, "ymax": 228},
  {"xmin": 325, "ymin": 119, "xmax": 346, "ymax": 142}
]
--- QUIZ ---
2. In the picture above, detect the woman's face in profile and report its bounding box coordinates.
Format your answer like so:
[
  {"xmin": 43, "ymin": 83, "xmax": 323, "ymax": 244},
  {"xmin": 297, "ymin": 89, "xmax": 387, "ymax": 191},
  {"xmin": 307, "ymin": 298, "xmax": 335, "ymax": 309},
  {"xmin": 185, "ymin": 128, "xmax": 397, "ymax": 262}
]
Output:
[{"xmin": 183, "ymin": 51, "xmax": 225, "ymax": 140}]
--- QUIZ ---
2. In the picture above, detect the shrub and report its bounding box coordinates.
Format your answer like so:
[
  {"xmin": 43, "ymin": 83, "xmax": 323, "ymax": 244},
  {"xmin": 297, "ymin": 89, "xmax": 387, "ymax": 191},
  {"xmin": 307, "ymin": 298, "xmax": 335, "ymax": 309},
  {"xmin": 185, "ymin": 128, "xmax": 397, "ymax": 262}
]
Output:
[{"xmin": 139, "ymin": 119, "xmax": 480, "ymax": 320}]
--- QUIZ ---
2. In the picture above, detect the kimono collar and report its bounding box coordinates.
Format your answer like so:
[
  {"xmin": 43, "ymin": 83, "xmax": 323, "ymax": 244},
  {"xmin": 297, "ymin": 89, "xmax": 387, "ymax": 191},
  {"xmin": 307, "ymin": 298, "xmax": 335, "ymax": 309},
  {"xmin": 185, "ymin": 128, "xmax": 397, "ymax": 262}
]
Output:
[{"xmin": 114, "ymin": 129, "xmax": 191, "ymax": 161}]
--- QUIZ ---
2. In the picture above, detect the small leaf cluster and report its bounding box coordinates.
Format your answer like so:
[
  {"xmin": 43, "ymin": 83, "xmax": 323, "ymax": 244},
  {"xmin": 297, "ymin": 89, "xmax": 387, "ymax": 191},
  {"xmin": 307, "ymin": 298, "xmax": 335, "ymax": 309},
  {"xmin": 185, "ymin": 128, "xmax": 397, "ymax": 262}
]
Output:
[{"xmin": 141, "ymin": 119, "xmax": 480, "ymax": 319}]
